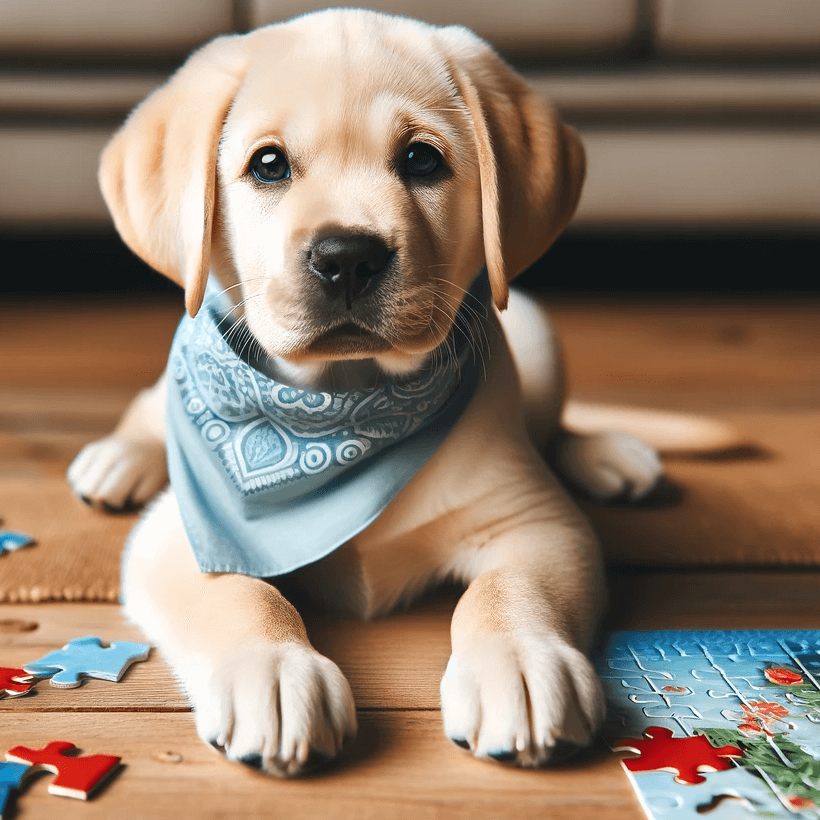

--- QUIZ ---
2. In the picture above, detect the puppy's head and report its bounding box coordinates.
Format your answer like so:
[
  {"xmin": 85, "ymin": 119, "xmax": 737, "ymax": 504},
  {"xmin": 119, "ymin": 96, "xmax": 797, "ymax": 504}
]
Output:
[{"xmin": 101, "ymin": 9, "xmax": 584, "ymax": 373}]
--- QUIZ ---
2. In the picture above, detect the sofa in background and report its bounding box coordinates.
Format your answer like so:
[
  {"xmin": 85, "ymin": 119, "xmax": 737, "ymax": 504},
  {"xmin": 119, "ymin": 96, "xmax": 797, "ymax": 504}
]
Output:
[{"xmin": 1, "ymin": 0, "xmax": 819, "ymax": 233}]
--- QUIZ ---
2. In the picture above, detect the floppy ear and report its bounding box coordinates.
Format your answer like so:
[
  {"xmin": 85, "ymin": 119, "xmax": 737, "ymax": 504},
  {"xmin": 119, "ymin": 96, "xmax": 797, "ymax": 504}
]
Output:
[
  {"xmin": 99, "ymin": 35, "xmax": 248, "ymax": 316},
  {"xmin": 441, "ymin": 28, "xmax": 586, "ymax": 310}
]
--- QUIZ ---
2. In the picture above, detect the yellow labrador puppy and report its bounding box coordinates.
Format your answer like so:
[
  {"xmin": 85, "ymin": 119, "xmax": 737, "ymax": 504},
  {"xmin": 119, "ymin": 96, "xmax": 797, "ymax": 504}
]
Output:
[{"xmin": 69, "ymin": 9, "xmax": 664, "ymax": 776}]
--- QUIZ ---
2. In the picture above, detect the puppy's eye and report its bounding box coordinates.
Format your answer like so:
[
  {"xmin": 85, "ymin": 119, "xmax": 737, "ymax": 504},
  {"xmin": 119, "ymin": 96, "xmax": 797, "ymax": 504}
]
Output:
[
  {"xmin": 250, "ymin": 147, "xmax": 290, "ymax": 183},
  {"xmin": 405, "ymin": 143, "xmax": 442, "ymax": 177}
]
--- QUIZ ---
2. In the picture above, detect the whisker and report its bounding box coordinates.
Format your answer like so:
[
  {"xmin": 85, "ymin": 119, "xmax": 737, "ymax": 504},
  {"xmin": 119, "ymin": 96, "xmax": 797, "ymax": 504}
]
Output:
[
  {"xmin": 431, "ymin": 295, "xmax": 489, "ymax": 382},
  {"xmin": 215, "ymin": 296, "xmax": 258, "ymax": 337},
  {"xmin": 430, "ymin": 275, "xmax": 499, "ymax": 355},
  {"xmin": 209, "ymin": 275, "xmax": 270, "ymax": 305}
]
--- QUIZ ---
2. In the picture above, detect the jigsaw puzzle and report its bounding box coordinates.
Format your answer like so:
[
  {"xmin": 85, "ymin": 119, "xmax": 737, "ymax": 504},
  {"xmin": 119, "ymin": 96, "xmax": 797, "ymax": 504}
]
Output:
[
  {"xmin": 5, "ymin": 741, "xmax": 120, "ymax": 800},
  {"xmin": 0, "ymin": 531, "xmax": 34, "ymax": 556},
  {"xmin": 597, "ymin": 630, "xmax": 820, "ymax": 819},
  {"xmin": 23, "ymin": 636, "xmax": 150, "ymax": 688},
  {"xmin": 0, "ymin": 761, "xmax": 28, "ymax": 818},
  {"xmin": 612, "ymin": 726, "xmax": 742, "ymax": 785},
  {"xmin": 0, "ymin": 667, "xmax": 35, "ymax": 699}
]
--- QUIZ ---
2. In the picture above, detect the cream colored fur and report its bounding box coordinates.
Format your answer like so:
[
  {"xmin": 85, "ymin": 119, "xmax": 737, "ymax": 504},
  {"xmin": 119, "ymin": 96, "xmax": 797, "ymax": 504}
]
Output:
[{"xmin": 69, "ymin": 9, "xmax": 666, "ymax": 776}]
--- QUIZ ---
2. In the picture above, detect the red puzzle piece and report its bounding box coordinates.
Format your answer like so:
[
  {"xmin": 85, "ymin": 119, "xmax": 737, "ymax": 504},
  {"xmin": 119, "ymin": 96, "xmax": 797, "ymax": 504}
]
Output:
[
  {"xmin": 0, "ymin": 667, "xmax": 35, "ymax": 698},
  {"xmin": 612, "ymin": 726, "xmax": 743, "ymax": 785},
  {"xmin": 5, "ymin": 741, "xmax": 120, "ymax": 799}
]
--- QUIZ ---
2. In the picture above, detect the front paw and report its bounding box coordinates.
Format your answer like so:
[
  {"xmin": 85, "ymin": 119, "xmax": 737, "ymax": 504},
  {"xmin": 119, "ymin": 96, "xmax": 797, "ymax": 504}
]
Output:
[
  {"xmin": 182, "ymin": 641, "xmax": 357, "ymax": 777},
  {"xmin": 68, "ymin": 434, "xmax": 167, "ymax": 510},
  {"xmin": 440, "ymin": 632, "xmax": 604, "ymax": 767},
  {"xmin": 555, "ymin": 430, "xmax": 664, "ymax": 502}
]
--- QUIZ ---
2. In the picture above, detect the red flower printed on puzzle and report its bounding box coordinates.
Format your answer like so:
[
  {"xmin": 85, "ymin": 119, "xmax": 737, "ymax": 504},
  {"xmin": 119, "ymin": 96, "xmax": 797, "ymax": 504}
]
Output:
[
  {"xmin": 748, "ymin": 700, "xmax": 790, "ymax": 719},
  {"xmin": 786, "ymin": 795, "xmax": 818, "ymax": 812},
  {"xmin": 764, "ymin": 667, "xmax": 804, "ymax": 687},
  {"xmin": 729, "ymin": 700, "xmax": 791, "ymax": 737}
]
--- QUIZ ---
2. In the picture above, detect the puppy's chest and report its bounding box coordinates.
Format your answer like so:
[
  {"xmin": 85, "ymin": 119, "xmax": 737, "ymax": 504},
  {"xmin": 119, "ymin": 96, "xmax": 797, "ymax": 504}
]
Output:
[{"xmin": 291, "ymin": 502, "xmax": 481, "ymax": 619}]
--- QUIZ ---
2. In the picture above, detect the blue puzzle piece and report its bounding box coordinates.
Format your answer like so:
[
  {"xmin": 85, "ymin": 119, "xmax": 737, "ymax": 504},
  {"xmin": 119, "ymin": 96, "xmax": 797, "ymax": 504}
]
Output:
[
  {"xmin": 23, "ymin": 636, "xmax": 151, "ymax": 689},
  {"xmin": 0, "ymin": 531, "xmax": 34, "ymax": 556},
  {"xmin": 0, "ymin": 761, "xmax": 28, "ymax": 818}
]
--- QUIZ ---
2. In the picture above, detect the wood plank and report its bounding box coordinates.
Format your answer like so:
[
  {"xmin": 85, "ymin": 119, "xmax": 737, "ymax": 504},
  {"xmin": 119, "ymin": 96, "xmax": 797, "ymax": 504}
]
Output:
[
  {"xmin": 0, "ymin": 712, "xmax": 639, "ymax": 820},
  {"xmin": 0, "ymin": 604, "xmax": 142, "ymax": 648},
  {"xmin": 607, "ymin": 570, "xmax": 820, "ymax": 630},
  {"xmin": 549, "ymin": 298, "xmax": 820, "ymax": 392},
  {"xmin": 5, "ymin": 570, "xmax": 819, "ymax": 651},
  {"xmin": 0, "ymin": 604, "xmax": 188, "ymax": 712},
  {"xmin": 3, "ymin": 287, "xmax": 819, "ymax": 819},
  {"xmin": 3, "ymin": 296, "xmax": 820, "ymax": 400},
  {"xmin": 583, "ymin": 409, "xmax": 820, "ymax": 566},
  {"xmin": 0, "ymin": 298, "xmax": 179, "ymax": 388},
  {"xmin": 0, "ymin": 648, "xmax": 186, "ymax": 713},
  {"xmin": 0, "ymin": 599, "xmax": 454, "ymax": 711},
  {"xmin": 305, "ymin": 596, "xmax": 453, "ymax": 710},
  {"xmin": 2, "ymin": 569, "xmax": 819, "ymax": 716}
]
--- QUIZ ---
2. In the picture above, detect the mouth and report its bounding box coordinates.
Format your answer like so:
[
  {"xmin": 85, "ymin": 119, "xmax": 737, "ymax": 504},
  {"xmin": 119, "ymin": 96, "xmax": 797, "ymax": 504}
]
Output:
[{"xmin": 303, "ymin": 322, "xmax": 393, "ymax": 358}]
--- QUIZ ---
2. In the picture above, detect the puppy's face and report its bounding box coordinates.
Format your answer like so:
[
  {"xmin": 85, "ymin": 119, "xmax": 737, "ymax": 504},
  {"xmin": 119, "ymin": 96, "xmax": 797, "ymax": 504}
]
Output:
[
  {"xmin": 100, "ymin": 9, "xmax": 586, "ymax": 375},
  {"xmin": 215, "ymin": 15, "xmax": 483, "ymax": 370}
]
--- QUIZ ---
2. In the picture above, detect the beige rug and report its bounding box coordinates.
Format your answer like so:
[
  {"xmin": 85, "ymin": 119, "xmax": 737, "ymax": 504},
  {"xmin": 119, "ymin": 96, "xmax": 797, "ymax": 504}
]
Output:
[
  {"xmin": 1, "ymin": 409, "xmax": 818, "ymax": 603},
  {"xmin": 0, "ymin": 471, "xmax": 130, "ymax": 603}
]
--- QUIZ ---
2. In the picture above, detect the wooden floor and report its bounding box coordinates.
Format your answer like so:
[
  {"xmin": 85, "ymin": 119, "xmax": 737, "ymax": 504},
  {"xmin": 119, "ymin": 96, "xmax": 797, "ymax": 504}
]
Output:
[{"xmin": 2, "ymin": 289, "xmax": 820, "ymax": 819}]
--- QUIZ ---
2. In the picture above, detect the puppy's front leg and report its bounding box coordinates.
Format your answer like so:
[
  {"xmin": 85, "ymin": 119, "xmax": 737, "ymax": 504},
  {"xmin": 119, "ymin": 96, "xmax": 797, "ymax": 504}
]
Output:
[
  {"xmin": 123, "ymin": 491, "xmax": 357, "ymax": 776},
  {"xmin": 68, "ymin": 374, "xmax": 168, "ymax": 509},
  {"xmin": 441, "ymin": 482, "xmax": 606, "ymax": 767}
]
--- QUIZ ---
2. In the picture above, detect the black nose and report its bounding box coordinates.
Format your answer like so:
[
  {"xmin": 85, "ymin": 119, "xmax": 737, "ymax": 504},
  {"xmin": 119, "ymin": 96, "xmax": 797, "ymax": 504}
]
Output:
[{"xmin": 308, "ymin": 233, "xmax": 394, "ymax": 307}]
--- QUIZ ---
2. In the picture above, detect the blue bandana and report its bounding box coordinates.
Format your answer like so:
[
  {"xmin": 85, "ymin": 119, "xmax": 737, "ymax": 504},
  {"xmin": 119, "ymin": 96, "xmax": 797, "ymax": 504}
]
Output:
[{"xmin": 165, "ymin": 272, "xmax": 490, "ymax": 577}]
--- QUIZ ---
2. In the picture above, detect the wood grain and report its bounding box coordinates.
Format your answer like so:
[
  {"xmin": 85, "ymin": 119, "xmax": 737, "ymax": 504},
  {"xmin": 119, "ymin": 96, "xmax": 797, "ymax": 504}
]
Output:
[
  {"xmin": 0, "ymin": 298, "xmax": 179, "ymax": 388},
  {"xmin": 0, "ymin": 712, "xmax": 638, "ymax": 820},
  {"xmin": 2, "ymin": 294, "xmax": 820, "ymax": 818}
]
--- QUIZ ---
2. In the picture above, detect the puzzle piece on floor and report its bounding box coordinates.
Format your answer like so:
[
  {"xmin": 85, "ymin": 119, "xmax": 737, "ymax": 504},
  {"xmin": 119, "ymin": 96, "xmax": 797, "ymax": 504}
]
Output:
[
  {"xmin": 0, "ymin": 761, "xmax": 28, "ymax": 818},
  {"xmin": 0, "ymin": 667, "xmax": 36, "ymax": 698},
  {"xmin": 6, "ymin": 741, "xmax": 120, "ymax": 800},
  {"xmin": 0, "ymin": 531, "xmax": 34, "ymax": 556},
  {"xmin": 612, "ymin": 726, "xmax": 743, "ymax": 785},
  {"xmin": 23, "ymin": 636, "xmax": 151, "ymax": 689}
]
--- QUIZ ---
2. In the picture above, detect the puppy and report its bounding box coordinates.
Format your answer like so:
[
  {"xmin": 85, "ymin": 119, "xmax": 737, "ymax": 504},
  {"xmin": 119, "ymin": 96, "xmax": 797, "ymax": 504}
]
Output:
[{"xmin": 69, "ymin": 9, "xmax": 663, "ymax": 776}]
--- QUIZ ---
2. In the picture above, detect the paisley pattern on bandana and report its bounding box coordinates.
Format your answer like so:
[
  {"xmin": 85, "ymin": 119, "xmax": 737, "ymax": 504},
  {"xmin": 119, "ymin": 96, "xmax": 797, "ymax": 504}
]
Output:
[
  {"xmin": 170, "ymin": 316, "xmax": 465, "ymax": 498},
  {"xmin": 163, "ymin": 270, "xmax": 491, "ymax": 578}
]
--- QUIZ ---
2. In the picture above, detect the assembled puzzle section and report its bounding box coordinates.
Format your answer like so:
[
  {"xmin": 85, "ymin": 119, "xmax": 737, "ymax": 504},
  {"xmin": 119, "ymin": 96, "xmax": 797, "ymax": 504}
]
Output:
[{"xmin": 597, "ymin": 630, "xmax": 820, "ymax": 819}]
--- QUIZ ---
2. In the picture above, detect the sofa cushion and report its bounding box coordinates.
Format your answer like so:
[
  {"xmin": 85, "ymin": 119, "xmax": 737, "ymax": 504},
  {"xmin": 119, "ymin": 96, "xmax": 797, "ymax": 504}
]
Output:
[
  {"xmin": 0, "ymin": 74, "xmax": 165, "ymax": 116},
  {"xmin": 575, "ymin": 128, "xmax": 820, "ymax": 228},
  {"xmin": 249, "ymin": 0, "xmax": 643, "ymax": 54},
  {"xmin": 0, "ymin": 128, "xmax": 110, "ymax": 226},
  {"xmin": 4, "ymin": 123, "xmax": 819, "ymax": 229},
  {"xmin": 652, "ymin": 0, "xmax": 820, "ymax": 56},
  {"xmin": 526, "ymin": 70, "xmax": 820, "ymax": 119},
  {"xmin": 0, "ymin": 0, "xmax": 234, "ymax": 56}
]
